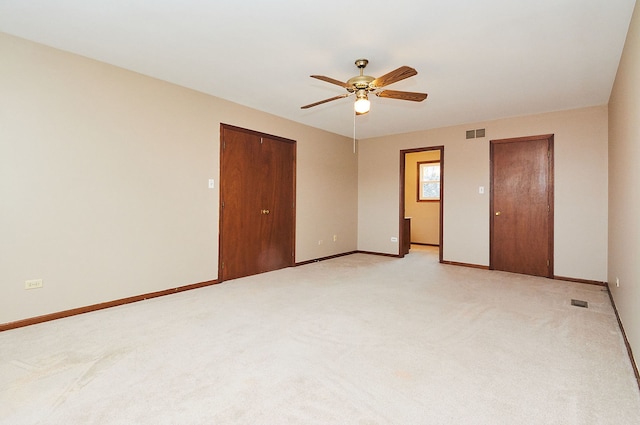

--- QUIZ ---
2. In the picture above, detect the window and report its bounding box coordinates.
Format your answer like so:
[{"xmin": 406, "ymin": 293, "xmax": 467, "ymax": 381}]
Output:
[{"xmin": 418, "ymin": 161, "xmax": 440, "ymax": 201}]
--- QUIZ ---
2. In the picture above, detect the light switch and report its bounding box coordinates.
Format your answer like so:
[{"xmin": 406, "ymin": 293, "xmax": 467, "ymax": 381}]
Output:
[
  {"xmin": 208, "ymin": 179, "xmax": 215, "ymax": 189},
  {"xmin": 479, "ymin": 186, "xmax": 485, "ymax": 194}
]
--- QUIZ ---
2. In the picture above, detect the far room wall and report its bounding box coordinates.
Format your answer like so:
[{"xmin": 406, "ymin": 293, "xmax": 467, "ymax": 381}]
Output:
[{"xmin": 358, "ymin": 105, "xmax": 609, "ymax": 283}]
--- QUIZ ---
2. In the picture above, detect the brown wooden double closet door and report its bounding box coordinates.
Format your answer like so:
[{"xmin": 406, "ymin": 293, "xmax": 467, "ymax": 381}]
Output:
[
  {"xmin": 219, "ymin": 125, "xmax": 295, "ymax": 281},
  {"xmin": 490, "ymin": 134, "xmax": 554, "ymax": 278}
]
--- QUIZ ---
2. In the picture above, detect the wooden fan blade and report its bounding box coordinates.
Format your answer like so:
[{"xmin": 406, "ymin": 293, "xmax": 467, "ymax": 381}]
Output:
[
  {"xmin": 301, "ymin": 93, "xmax": 350, "ymax": 109},
  {"xmin": 310, "ymin": 75, "xmax": 351, "ymax": 88},
  {"xmin": 372, "ymin": 66, "xmax": 417, "ymax": 88},
  {"xmin": 376, "ymin": 90, "xmax": 428, "ymax": 102}
]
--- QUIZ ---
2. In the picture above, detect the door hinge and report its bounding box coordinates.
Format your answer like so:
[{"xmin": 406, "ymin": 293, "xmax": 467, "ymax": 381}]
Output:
[
  {"xmin": 547, "ymin": 260, "xmax": 550, "ymax": 267},
  {"xmin": 221, "ymin": 201, "xmax": 225, "ymax": 208},
  {"xmin": 260, "ymin": 137, "xmax": 264, "ymax": 144},
  {"xmin": 221, "ymin": 262, "xmax": 224, "ymax": 269}
]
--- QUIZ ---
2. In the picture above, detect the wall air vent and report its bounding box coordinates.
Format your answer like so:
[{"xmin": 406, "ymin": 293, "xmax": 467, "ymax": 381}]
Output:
[{"xmin": 466, "ymin": 129, "xmax": 486, "ymax": 139}]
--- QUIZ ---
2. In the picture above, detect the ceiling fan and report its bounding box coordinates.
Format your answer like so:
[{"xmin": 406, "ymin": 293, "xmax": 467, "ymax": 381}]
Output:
[{"xmin": 301, "ymin": 59, "xmax": 428, "ymax": 115}]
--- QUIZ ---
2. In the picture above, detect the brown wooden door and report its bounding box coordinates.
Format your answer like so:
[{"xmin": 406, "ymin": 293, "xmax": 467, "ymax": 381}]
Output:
[
  {"xmin": 220, "ymin": 125, "xmax": 295, "ymax": 281},
  {"xmin": 490, "ymin": 135, "xmax": 553, "ymax": 277}
]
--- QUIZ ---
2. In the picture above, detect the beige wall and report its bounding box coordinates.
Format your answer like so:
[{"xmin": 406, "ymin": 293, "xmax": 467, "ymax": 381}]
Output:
[
  {"xmin": 0, "ymin": 28, "xmax": 623, "ymax": 338},
  {"xmin": 404, "ymin": 150, "xmax": 441, "ymax": 245},
  {"xmin": 358, "ymin": 106, "xmax": 609, "ymax": 282},
  {"xmin": 0, "ymin": 33, "xmax": 357, "ymax": 324},
  {"xmin": 608, "ymin": 2, "xmax": 639, "ymax": 371}
]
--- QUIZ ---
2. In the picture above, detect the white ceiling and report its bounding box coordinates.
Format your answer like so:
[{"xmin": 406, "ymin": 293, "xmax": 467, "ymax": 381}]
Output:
[{"xmin": 0, "ymin": 0, "xmax": 636, "ymax": 139}]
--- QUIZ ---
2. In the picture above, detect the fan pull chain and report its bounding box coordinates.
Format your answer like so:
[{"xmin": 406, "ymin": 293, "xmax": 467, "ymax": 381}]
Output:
[{"xmin": 353, "ymin": 110, "xmax": 357, "ymax": 154}]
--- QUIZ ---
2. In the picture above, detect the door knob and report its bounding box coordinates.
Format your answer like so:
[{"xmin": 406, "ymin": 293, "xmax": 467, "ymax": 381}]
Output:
[
  {"xmin": 495, "ymin": 211, "xmax": 501, "ymax": 216},
  {"xmin": 261, "ymin": 209, "xmax": 270, "ymax": 215}
]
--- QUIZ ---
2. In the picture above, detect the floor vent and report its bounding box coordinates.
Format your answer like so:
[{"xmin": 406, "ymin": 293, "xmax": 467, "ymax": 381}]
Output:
[{"xmin": 571, "ymin": 299, "xmax": 588, "ymax": 308}]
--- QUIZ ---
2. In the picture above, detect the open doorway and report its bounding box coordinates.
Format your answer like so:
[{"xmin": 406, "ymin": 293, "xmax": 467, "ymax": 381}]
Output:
[{"xmin": 399, "ymin": 146, "xmax": 444, "ymax": 261}]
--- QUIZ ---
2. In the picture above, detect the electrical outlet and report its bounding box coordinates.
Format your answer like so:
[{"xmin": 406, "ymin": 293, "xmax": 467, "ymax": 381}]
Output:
[
  {"xmin": 25, "ymin": 279, "xmax": 43, "ymax": 290},
  {"xmin": 318, "ymin": 240, "xmax": 323, "ymax": 245},
  {"xmin": 333, "ymin": 235, "xmax": 338, "ymax": 242}
]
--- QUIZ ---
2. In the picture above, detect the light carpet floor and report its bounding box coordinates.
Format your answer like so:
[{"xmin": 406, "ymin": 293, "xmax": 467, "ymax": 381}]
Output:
[{"xmin": 1, "ymin": 246, "xmax": 639, "ymax": 424}]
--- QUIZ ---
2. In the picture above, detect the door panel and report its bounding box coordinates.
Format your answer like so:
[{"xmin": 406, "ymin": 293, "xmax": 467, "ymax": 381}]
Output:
[
  {"xmin": 490, "ymin": 135, "xmax": 553, "ymax": 277},
  {"xmin": 220, "ymin": 126, "xmax": 295, "ymax": 281},
  {"xmin": 220, "ymin": 128, "xmax": 262, "ymax": 280},
  {"xmin": 257, "ymin": 136, "xmax": 295, "ymax": 273}
]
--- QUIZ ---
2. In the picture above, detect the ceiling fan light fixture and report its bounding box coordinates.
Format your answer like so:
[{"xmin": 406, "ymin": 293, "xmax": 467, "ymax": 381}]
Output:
[
  {"xmin": 354, "ymin": 91, "xmax": 370, "ymax": 114},
  {"xmin": 354, "ymin": 97, "xmax": 370, "ymax": 114}
]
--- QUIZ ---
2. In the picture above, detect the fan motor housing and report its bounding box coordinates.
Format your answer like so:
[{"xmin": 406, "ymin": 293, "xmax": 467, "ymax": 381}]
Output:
[
  {"xmin": 347, "ymin": 58, "xmax": 376, "ymax": 91},
  {"xmin": 347, "ymin": 75, "xmax": 375, "ymax": 91}
]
